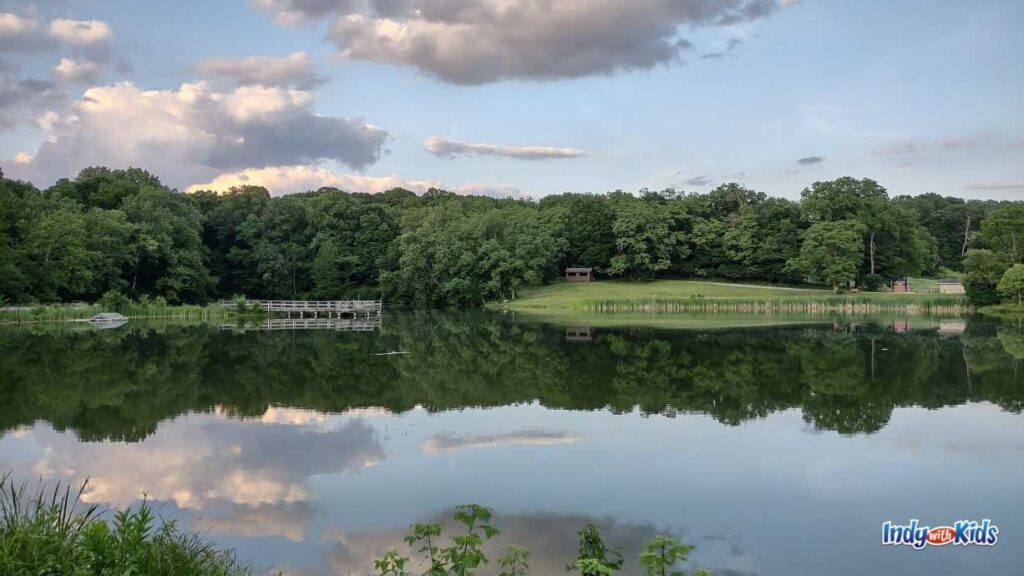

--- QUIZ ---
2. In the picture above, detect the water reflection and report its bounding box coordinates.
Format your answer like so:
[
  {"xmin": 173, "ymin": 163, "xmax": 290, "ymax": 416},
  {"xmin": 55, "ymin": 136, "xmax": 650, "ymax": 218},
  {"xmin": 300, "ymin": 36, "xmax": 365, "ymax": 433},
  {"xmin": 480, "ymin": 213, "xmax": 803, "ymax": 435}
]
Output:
[
  {"xmin": 26, "ymin": 411, "xmax": 383, "ymax": 511},
  {"xmin": 1, "ymin": 313, "xmax": 1023, "ymax": 575},
  {"xmin": 324, "ymin": 511, "xmax": 672, "ymax": 576},
  {"xmin": 2, "ymin": 313, "xmax": 1023, "ymax": 441}
]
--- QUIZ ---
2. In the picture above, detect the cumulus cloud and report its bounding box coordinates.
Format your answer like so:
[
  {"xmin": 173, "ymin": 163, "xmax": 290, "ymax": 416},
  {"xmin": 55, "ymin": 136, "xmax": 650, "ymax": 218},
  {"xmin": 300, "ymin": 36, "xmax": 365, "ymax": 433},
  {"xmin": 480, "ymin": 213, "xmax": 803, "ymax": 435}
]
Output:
[
  {"xmin": 452, "ymin": 182, "xmax": 528, "ymax": 199},
  {"xmin": 53, "ymin": 57, "xmax": 99, "ymax": 82},
  {"xmin": 6, "ymin": 81, "xmax": 388, "ymax": 188},
  {"xmin": 48, "ymin": 18, "xmax": 111, "ymax": 45},
  {"xmin": 25, "ymin": 413, "xmax": 385, "ymax": 511},
  {"xmin": 684, "ymin": 176, "xmax": 712, "ymax": 186},
  {"xmin": 0, "ymin": 75, "xmax": 63, "ymax": 129},
  {"xmin": 0, "ymin": 12, "xmax": 120, "ymax": 115},
  {"xmin": 797, "ymin": 156, "xmax": 823, "ymax": 165},
  {"xmin": 250, "ymin": 0, "xmax": 361, "ymax": 25},
  {"xmin": 187, "ymin": 165, "xmax": 438, "ymax": 195},
  {"xmin": 197, "ymin": 51, "xmax": 324, "ymax": 88},
  {"xmin": 424, "ymin": 137, "xmax": 587, "ymax": 160},
  {"xmin": 187, "ymin": 165, "xmax": 525, "ymax": 199},
  {"xmin": 0, "ymin": 12, "xmax": 53, "ymax": 51},
  {"xmin": 254, "ymin": 0, "xmax": 781, "ymax": 84}
]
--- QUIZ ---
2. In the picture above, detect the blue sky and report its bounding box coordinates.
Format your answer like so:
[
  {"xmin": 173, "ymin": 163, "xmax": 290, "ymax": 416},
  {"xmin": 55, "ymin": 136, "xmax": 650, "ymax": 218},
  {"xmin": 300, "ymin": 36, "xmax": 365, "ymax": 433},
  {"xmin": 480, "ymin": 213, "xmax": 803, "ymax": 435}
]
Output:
[{"xmin": 1, "ymin": 0, "xmax": 1022, "ymax": 199}]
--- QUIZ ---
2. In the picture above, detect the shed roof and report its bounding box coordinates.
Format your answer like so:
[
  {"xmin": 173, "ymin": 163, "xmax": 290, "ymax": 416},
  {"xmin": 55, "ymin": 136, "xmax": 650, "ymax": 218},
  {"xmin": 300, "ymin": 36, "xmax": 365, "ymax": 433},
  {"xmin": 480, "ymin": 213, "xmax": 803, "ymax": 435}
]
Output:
[
  {"xmin": 566, "ymin": 267, "xmax": 593, "ymax": 273},
  {"xmin": 937, "ymin": 278, "xmax": 963, "ymax": 284}
]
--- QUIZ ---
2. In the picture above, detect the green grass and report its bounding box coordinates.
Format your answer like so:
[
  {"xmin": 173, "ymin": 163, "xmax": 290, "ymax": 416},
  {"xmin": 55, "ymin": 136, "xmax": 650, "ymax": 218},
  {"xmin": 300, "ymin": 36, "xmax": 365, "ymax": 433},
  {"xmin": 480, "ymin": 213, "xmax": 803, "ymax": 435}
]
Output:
[
  {"xmin": 491, "ymin": 280, "xmax": 970, "ymax": 316},
  {"xmin": 0, "ymin": 474, "xmax": 261, "ymax": 576},
  {"xmin": 905, "ymin": 277, "xmax": 939, "ymax": 293}
]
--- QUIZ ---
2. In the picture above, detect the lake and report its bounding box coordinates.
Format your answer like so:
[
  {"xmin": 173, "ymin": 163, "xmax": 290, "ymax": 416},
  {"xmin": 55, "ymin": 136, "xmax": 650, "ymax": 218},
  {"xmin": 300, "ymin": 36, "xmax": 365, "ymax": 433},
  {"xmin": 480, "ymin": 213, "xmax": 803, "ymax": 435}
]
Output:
[{"xmin": 1, "ymin": 312, "xmax": 1022, "ymax": 575}]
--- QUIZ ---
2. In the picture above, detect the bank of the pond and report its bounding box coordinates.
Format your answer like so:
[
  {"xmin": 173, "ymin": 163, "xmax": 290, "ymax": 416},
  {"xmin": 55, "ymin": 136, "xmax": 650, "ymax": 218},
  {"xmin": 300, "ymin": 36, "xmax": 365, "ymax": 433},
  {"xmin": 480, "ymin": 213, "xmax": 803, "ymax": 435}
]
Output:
[
  {"xmin": 490, "ymin": 280, "xmax": 971, "ymax": 316},
  {"xmin": 0, "ymin": 302, "xmax": 248, "ymax": 324}
]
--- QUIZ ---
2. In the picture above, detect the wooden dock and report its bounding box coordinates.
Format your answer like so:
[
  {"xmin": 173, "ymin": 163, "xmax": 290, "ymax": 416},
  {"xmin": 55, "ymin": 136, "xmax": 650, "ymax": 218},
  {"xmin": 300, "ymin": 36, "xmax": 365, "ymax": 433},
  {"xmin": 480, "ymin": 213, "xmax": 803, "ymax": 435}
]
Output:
[
  {"xmin": 219, "ymin": 316, "xmax": 382, "ymax": 332},
  {"xmin": 219, "ymin": 299, "xmax": 382, "ymax": 317}
]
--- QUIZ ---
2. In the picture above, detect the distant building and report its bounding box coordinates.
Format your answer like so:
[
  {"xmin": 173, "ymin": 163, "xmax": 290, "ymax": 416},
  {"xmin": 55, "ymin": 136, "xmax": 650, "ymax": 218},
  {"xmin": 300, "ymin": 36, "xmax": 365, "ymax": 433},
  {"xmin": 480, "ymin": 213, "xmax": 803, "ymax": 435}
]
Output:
[
  {"xmin": 565, "ymin": 326, "xmax": 593, "ymax": 342},
  {"xmin": 938, "ymin": 320, "xmax": 966, "ymax": 335},
  {"xmin": 565, "ymin": 267, "xmax": 594, "ymax": 282},
  {"xmin": 892, "ymin": 319, "xmax": 911, "ymax": 333},
  {"xmin": 938, "ymin": 278, "xmax": 966, "ymax": 294},
  {"xmin": 892, "ymin": 279, "xmax": 911, "ymax": 293}
]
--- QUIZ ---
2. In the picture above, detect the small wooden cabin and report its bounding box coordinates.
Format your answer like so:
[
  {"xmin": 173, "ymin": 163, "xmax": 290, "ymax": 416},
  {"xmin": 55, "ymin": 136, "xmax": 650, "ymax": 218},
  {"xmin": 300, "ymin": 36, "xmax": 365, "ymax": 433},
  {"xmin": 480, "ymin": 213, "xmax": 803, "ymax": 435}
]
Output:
[
  {"xmin": 565, "ymin": 267, "xmax": 594, "ymax": 282},
  {"xmin": 938, "ymin": 278, "xmax": 966, "ymax": 294},
  {"xmin": 892, "ymin": 280, "xmax": 911, "ymax": 293}
]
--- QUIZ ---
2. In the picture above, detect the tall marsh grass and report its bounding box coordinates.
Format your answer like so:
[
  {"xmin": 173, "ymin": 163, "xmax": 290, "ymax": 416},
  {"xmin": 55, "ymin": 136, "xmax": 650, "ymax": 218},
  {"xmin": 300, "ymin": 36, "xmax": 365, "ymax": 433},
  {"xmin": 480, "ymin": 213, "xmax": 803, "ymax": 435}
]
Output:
[
  {"xmin": 568, "ymin": 296, "xmax": 971, "ymax": 316},
  {"xmin": 0, "ymin": 473, "xmax": 259, "ymax": 576},
  {"xmin": 0, "ymin": 303, "xmax": 240, "ymax": 324}
]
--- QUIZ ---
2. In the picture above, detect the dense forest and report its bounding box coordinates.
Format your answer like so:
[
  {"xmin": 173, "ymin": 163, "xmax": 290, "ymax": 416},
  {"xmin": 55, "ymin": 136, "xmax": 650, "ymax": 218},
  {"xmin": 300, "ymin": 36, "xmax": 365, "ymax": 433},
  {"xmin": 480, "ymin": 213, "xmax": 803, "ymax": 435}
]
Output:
[{"xmin": 2, "ymin": 166, "xmax": 1022, "ymax": 307}]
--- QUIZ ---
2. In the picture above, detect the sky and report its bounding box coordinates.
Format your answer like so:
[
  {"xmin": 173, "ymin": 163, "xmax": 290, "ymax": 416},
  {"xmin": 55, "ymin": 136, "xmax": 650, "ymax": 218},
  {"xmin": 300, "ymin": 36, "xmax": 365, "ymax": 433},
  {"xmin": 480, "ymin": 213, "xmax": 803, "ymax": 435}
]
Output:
[{"xmin": 1, "ymin": 0, "xmax": 1022, "ymax": 200}]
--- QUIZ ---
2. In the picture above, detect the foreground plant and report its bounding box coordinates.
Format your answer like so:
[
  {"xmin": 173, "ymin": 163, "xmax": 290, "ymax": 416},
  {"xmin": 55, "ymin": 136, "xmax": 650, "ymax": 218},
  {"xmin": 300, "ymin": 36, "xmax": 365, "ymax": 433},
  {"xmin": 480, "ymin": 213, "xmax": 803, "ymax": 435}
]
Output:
[
  {"xmin": 571, "ymin": 522, "xmax": 623, "ymax": 575},
  {"xmin": 376, "ymin": 508, "xmax": 709, "ymax": 576},
  {"xmin": 377, "ymin": 504, "xmax": 505, "ymax": 576},
  {"xmin": 0, "ymin": 474, "xmax": 258, "ymax": 576}
]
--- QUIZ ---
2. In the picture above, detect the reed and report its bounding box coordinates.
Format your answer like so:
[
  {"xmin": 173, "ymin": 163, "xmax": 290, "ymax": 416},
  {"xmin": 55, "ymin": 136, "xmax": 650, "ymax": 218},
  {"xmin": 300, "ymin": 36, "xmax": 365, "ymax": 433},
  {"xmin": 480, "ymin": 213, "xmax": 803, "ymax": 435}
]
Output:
[
  {"xmin": 0, "ymin": 303, "xmax": 242, "ymax": 324},
  {"xmin": 0, "ymin": 473, "xmax": 259, "ymax": 576},
  {"xmin": 565, "ymin": 296, "xmax": 971, "ymax": 316}
]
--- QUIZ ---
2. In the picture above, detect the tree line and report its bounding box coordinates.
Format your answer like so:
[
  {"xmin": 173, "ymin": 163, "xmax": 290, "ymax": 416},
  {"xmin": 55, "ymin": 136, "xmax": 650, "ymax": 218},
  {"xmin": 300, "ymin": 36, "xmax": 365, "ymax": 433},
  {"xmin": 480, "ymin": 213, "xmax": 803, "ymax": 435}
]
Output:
[{"xmin": 2, "ymin": 166, "xmax": 1022, "ymax": 306}]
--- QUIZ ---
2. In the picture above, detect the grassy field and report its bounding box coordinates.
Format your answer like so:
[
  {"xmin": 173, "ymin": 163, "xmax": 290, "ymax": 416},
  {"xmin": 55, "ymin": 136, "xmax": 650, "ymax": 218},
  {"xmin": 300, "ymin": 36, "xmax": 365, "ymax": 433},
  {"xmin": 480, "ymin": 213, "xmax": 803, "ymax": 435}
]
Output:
[{"xmin": 491, "ymin": 279, "xmax": 969, "ymax": 316}]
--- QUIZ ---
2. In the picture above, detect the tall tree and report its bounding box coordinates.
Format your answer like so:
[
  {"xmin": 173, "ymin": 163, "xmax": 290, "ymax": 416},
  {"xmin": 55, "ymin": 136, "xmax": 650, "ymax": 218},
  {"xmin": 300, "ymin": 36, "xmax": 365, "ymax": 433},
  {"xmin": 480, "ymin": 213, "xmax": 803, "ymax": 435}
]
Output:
[
  {"xmin": 122, "ymin": 186, "xmax": 211, "ymax": 302},
  {"xmin": 788, "ymin": 220, "xmax": 866, "ymax": 292},
  {"xmin": 981, "ymin": 204, "xmax": 1024, "ymax": 262}
]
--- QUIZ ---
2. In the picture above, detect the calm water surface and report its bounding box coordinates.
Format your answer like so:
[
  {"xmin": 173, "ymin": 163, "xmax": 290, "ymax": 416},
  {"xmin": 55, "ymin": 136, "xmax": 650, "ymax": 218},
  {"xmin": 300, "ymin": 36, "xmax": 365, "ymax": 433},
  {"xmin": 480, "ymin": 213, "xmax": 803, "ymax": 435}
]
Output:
[{"xmin": 1, "ymin": 313, "xmax": 1023, "ymax": 575}]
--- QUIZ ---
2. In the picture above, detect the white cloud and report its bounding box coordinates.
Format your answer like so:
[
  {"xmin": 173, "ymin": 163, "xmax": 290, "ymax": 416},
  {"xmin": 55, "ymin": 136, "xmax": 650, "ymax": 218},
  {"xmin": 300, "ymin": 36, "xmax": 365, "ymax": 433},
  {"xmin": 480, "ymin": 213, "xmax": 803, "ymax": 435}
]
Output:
[
  {"xmin": 186, "ymin": 165, "xmax": 439, "ymax": 195},
  {"xmin": 48, "ymin": 18, "xmax": 111, "ymax": 46},
  {"xmin": 187, "ymin": 165, "xmax": 528, "ymax": 198},
  {"xmin": 0, "ymin": 12, "xmax": 35, "ymax": 36},
  {"xmin": 53, "ymin": 57, "xmax": 99, "ymax": 82},
  {"xmin": 252, "ymin": 0, "xmax": 781, "ymax": 84},
  {"xmin": 13, "ymin": 151, "xmax": 32, "ymax": 164},
  {"xmin": 452, "ymin": 182, "xmax": 528, "ymax": 199},
  {"xmin": 25, "ymin": 413, "xmax": 384, "ymax": 511},
  {"xmin": 7, "ymin": 81, "xmax": 388, "ymax": 188},
  {"xmin": 424, "ymin": 137, "xmax": 588, "ymax": 161},
  {"xmin": 0, "ymin": 12, "xmax": 51, "ymax": 51}
]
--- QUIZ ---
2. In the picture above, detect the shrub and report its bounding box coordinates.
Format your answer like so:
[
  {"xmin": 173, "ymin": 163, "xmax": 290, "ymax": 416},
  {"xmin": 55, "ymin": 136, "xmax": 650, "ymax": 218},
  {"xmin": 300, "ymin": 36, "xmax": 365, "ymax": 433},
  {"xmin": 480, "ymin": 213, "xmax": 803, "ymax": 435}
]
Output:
[{"xmin": 98, "ymin": 289, "xmax": 131, "ymax": 312}]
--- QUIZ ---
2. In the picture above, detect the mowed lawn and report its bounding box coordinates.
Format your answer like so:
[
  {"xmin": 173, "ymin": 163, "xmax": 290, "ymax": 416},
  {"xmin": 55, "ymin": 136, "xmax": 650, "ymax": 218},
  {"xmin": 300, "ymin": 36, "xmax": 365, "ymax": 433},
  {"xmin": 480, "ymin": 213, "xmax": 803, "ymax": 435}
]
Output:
[{"xmin": 497, "ymin": 279, "xmax": 960, "ymax": 311}]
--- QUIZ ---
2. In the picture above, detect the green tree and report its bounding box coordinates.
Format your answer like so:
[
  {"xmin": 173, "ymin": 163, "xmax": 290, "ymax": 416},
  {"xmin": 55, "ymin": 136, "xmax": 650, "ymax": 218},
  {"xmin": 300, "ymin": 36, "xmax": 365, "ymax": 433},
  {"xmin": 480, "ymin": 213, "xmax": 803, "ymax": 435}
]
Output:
[
  {"xmin": 997, "ymin": 263, "xmax": 1024, "ymax": 305},
  {"xmin": 962, "ymin": 249, "xmax": 1011, "ymax": 306},
  {"xmin": 788, "ymin": 220, "xmax": 866, "ymax": 292},
  {"xmin": 802, "ymin": 177, "xmax": 928, "ymax": 284},
  {"xmin": 122, "ymin": 186, "xmax": 211, "ymax": 302},
  {"xmin": 540, "ymin": 193, "xmax": 617, "ymax": 273},
  {"xmin": 981, "ymin": 204, "xmax": 1024, "ymax": 262},
  {"xmin": 20, "ymin": 202, "xmax": 95, "ymax": 301},
  {"xmin": 608, "ymin": 199, "xmax": 681, "ymax": 280}
]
